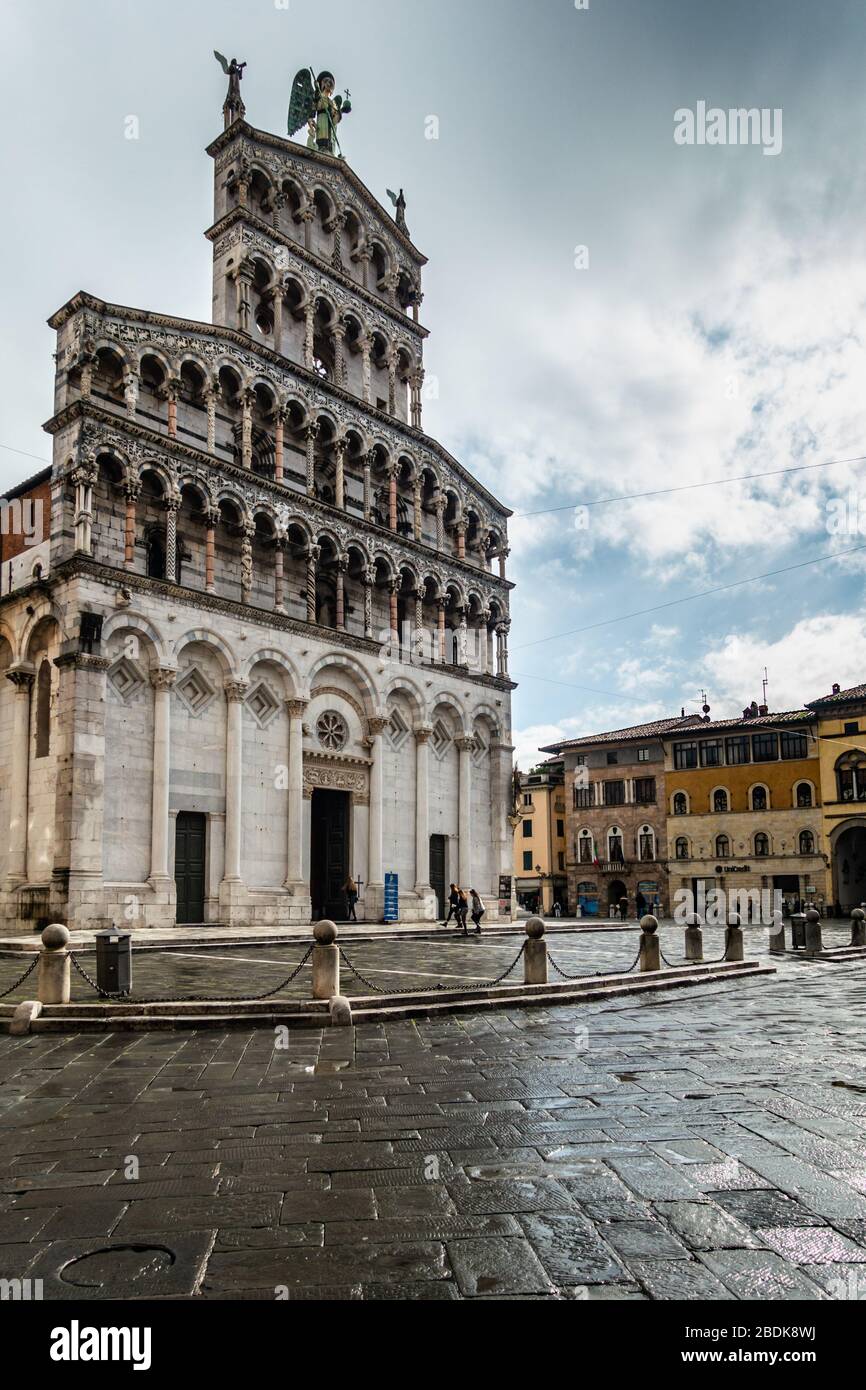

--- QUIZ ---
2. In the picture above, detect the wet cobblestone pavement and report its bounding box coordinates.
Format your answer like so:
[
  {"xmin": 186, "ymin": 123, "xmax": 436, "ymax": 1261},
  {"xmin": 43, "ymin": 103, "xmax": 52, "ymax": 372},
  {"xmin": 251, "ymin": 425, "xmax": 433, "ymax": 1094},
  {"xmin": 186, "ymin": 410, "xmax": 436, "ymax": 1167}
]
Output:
[{"xmin": 2, "ymin": 926, "xmax": 866, "ymax": 1300}]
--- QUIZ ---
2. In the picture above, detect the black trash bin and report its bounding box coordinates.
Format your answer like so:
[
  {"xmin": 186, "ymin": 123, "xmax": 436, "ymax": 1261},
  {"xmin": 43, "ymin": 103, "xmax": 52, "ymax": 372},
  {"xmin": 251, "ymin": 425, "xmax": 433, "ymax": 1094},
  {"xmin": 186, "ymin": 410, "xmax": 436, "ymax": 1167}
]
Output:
[
  {"xmin": 95, "ymin": 930, "xmax": 132, "ymax": 995},
  {"xmin": 790, "ymin": 913, "xmax": 807, "ymax": 951}
]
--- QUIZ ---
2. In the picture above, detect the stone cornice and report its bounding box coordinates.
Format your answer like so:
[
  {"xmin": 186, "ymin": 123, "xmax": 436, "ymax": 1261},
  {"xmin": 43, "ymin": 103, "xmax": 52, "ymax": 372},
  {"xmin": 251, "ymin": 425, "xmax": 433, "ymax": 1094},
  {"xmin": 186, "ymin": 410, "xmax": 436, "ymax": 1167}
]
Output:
[
  {"xmin": 205, "ymin": 207, "xmax": 428, "ymax": 342},
  {"xmin": 45, "ymin": 295, "xmax": 512, "ymax": 520},
  {"xmin": 41, "ymin": 401, "xmax": 515, "ymax": 594},
  {"xmin": 205, "ymin": 121, "xmax": 427, "ymax": 267},
  {"xmin": 37, "ymin": 555, "xmax": 518, "ymax": 695}
]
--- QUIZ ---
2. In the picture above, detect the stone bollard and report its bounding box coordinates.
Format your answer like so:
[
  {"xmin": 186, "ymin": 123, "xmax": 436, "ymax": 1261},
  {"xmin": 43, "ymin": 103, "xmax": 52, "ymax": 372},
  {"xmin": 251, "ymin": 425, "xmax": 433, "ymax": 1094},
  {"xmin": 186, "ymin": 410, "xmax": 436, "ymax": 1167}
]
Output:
[
  {"xmin": 804, "ymin": 907, "xmax": 823, "ymax": 959},
  {"xmin": 684, "ymin": 913, "xmax": 704, "ymax": 963},
  {"xmin": 524, "ymin": 917, "xmax": 548, "ymax": 985},
  {"xmin": 851, "ymin": 908, "xmax": 866, "ymax": 948},
  {"xmin": 768, "ymin": 910, "xmax": 787, "ymax": 955},
  {"xmin": 312, "ymin": 921, "xmax": 340, "ymax": 1000},
  {"xmin": 725, "ymin": 911, "xmax": 745, "ymax": 963},
  {"xmin": 639, "ymin": 915, "xmax": 660, "ymax": 973},
  {"xmin": 37, "ymin": 924, "xmax": 71, "ymax": 1005}
]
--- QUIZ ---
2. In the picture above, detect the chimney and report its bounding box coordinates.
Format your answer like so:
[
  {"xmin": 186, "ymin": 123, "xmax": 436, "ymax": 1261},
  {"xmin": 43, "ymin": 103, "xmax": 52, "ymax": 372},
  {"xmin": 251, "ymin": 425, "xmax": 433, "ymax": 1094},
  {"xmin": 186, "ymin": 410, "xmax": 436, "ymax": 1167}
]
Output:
[
  {"xmin": 833, "ymin": 684, "xmax": 841, "ymax": 695},
  {"xmin": 758, "ymin": 704, "xmax": 769, "ymax": 717}
]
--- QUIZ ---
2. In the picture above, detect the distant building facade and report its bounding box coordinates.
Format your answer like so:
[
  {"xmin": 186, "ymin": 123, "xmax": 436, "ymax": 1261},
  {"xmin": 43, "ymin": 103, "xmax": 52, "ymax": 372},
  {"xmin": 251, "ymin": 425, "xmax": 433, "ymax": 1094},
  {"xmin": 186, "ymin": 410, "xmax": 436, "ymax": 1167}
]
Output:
[
  {"xmin": 513, "ymin": 761, "xmax": 567, "ymax": 912},
  {"xmin": 663, "ymin": 706, "xmax": 828, "ymax": 914},
  {"xmin": 541, "ymin": 717, "xmax": 701, "ymax": 917},
  {"xmin": 806, "ymin": 683, "xmax": 866, "ymax": 911}
]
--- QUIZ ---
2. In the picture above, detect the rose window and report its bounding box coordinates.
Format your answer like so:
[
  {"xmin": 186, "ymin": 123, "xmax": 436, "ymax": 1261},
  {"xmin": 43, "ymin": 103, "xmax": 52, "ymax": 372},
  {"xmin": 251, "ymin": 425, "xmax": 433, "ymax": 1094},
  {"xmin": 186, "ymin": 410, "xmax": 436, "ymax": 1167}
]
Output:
[{"xmin": 317, "ymin": 711, "xmax": 348, "ymax": 752}]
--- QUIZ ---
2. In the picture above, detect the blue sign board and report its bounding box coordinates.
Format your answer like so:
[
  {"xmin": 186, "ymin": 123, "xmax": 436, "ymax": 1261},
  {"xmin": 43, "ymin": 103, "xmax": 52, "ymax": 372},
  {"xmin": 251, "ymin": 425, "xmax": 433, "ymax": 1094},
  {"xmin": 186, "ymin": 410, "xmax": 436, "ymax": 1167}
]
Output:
[{"xmin": 383, "ymin": 873, "xmax": 399, "ymax": 923}]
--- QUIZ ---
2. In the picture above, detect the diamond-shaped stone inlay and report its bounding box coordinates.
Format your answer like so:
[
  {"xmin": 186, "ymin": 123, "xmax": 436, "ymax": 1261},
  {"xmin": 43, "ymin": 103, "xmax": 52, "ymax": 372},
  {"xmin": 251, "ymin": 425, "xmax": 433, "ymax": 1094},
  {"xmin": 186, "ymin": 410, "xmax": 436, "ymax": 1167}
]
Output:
[
  {"xmin": 107, "ymin": 657, "xmax": 145, "ymax": 704},
  {"xmin": 175, "ymin": 666, "xmax": 217, "ymax": 717},
  {"xmin": 387, "ymin": 708, "xmax": 410, "ymax": 752},
  {"xmin": 431, "ymin": 720, "xmax": 452, "ymax": 761},
  {"xmin": 246, "ymin": 681, "xmax": 280, "ymax": 729}
]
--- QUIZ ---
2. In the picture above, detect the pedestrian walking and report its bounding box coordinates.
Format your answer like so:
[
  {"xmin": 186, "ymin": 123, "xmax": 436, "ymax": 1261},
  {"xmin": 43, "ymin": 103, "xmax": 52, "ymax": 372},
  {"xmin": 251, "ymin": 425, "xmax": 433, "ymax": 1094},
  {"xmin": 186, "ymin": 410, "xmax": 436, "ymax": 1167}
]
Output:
[
  {"xmin": 344, "ymin": 876, "xmax": 359, "ymax": 923},
  {"xmin": 619, "ymin": 896, "xmax": 629, "ymax": 922},
  {"xmin": 457, "ymin": 887, "xmax": 470, "ymax": 935},
  {"xmin": 553, "ymin": 901, "xmax": 562, "ymax": 919},
  {"xmin": 442, "ymin": 884, "xmax": 459, "ymax": 927},
  {"xmin": 469, "ymin": 888, "xmax": 486, "ymax": 934}
]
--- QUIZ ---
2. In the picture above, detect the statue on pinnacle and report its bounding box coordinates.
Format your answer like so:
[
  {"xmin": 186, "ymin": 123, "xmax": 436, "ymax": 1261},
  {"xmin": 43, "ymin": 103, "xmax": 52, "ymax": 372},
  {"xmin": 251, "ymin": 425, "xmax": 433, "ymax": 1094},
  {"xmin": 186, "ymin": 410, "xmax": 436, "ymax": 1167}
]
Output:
[
  {"xmin": 214, "ymin": 51, "xmax": 247, "ymax": 129},
  {"xmin": 288, "ymin": 68, "xmax": 352, "ymax": 158}
]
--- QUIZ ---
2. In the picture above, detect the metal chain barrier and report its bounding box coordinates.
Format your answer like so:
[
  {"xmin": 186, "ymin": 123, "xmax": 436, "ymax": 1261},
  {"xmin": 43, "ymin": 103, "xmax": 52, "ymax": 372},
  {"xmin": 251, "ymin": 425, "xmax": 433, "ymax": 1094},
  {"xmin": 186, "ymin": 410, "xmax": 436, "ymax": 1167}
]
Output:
[
  {"xmin": 338, "ymin": 941, "xmax": 528, "ymax": 996},
  {"xmin": 659, "ymin": 939, "xmax": 734, "ymax": 969},
  {"xmin": 69, "ymin": 946, "xmax": 314, "ymax": 1005},
  {"xmin": 547, "ymin": 945, "xmax": 642, "ymax": 981},
  {"xmin": 0, "ymin": 954, "xmax": 39, "ymax": 1000}
]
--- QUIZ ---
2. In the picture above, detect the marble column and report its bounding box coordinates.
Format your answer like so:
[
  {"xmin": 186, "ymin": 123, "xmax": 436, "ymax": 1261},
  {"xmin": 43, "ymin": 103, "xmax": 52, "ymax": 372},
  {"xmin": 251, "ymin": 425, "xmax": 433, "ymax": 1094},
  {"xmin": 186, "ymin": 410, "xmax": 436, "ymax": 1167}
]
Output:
[
  {"xmin": 363, "ymin": 453, "xmax": 373, "ymax": 521},
  {"xmin": 205, "ymin": 508, "xmax": 219, "ymax": 594},
  {"xmin": 241, "ymin": 524, "xmax": 254, "ymax": 605},
  {"xmin": 123, "ymin": 480, "xmax": 140, "ymax": 570},
  {"xmin": 123, "ymin": 371, "xmax": 138, "ymax": 419},
  {"xmin": 334, "ymin": 438, "xmax": 347, "ymax": 511},
  {"xmin": 274, "ymin": 538, "xmax": 286, "ymax": 613},
  {"xmin": 306, "ymin": 546, "xmax": 320, "ymax": 624},
  {"xmin": 414, "ymin": 726, "xmax": 432, "ymax": 893},
  {"xmin": 456, "ymin": 521, "xmax": 467, "ymax": 562},
  {"xmin": 435, "ymin": 497, "xmax": 445, "ymax": 552},
  {"xmin": 306, "ymin": 421, "xmax": 319, "ymax": 497},
  {"xmin": 285, "ymin": 698, "xmax": 308, "ymax": 891},
  {"xmin": 363, "ymin": 565, "xmax": 375, "ymax": 640},
  {"xmin": 457, "ymin": 736, "xmax": 475, "ymax": 889},
  {"xmin": 335, "ymin": 559, "xmax": 347, "ymax": 632},
  {"xmin": 438, "ymin": 600, "xmax": 447, "ymax": 663},
  {"xmin": 388, "ymin": 467, "xmax": 398, "ymax": 532},
  {"xmin": 498, "ymin": 548, "xmax": 510, "ymax": 582},
  {"xmin": 274, "ymin": 411, "xmax": 285, "ymax": 483},
  {"xmin": 413, "ymin": 480, "xmax": 422, "ymax": 541},
  {"xmin": 360, "ymin": 334, "xmax": 372, "ymax": 404},
  {"xmin": 165, "ymin": 495, "xmax": 179, "ymax": 583},
  {"xmin": 148, "ymin": 668, "xmax": 176, "ymax": 885},
  {"xmin": 241, "ymin": 390, "xmax": 254, "ymax": 469},
  {"xmin": 304, "ymin": 300, "xmax": 315, "ymax": 369},
  {"xmin": 332, "ymin": 322, "xmax": 346, "ymax": 388},
  {"xmin": 72, "ymin": 464, "xmax": 96, "ymax": 554},
  {"xmin": 206, "ymin": 384, "xmax": 219, "ymax": 455},
  {"xmin": 4, "ymin": 667, "xmax": 34, "ymax": 887},
  {"xmin": 367, "ymin": 717, "xmax": 388, "ymax": 891},
  {"xmin": 223, "ymin": 680, "xmax": 249, "ymax": 885}
]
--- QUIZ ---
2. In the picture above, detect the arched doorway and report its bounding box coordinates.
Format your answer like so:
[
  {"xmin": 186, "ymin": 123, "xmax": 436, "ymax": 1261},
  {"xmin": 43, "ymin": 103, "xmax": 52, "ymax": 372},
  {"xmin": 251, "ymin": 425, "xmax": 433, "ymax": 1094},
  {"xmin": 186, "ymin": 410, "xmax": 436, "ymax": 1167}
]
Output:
[
  {"xmin": 608, "ymin": 879, "xmax": 627, "ymax": 912},
  {"xmin": 833, "ymin": 823, "xmax": 866, "ymax": 911}
]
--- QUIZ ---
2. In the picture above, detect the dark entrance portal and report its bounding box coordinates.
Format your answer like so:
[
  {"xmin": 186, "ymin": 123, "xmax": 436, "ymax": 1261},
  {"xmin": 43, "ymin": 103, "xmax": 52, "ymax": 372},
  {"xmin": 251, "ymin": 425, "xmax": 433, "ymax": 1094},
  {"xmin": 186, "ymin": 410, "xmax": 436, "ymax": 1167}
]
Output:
[
  {"xmin": 175, "ymin": 812, "xmax": 206, "ymax": 925},
  {"xmin": 430, "ymin": 835, "xmax": 447, "ymax": 919},
  {"xmin": 311, "ymin": 790, "xmax": 351, "ymax": 921}
]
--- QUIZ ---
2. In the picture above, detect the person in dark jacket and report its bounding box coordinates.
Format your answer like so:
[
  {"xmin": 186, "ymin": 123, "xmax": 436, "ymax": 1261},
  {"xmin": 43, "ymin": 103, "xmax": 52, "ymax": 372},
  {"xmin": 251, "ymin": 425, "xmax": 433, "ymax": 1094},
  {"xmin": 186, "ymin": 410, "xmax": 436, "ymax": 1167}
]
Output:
[
  {"xmin": 457, "ymin": 887, "xmax": 470, "ymax": 935},
  {"xmin": 469, "ymin": 889, "xmax": 486, "ymax": 934},
  {"xmin": 344, "ymin": 877, "xmax": 359, "ymax": 923},
  {"xmin": 442, "ymin": 885, "xmax": 459, "ymax": 927}
]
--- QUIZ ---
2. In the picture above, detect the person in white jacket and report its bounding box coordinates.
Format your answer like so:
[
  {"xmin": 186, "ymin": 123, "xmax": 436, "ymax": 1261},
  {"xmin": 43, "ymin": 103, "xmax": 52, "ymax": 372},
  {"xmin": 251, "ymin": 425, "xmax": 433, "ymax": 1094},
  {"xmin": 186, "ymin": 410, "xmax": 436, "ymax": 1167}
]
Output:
[{"xmin": 469, "ymin": 889, "xmax": 486, "ymax": 934}]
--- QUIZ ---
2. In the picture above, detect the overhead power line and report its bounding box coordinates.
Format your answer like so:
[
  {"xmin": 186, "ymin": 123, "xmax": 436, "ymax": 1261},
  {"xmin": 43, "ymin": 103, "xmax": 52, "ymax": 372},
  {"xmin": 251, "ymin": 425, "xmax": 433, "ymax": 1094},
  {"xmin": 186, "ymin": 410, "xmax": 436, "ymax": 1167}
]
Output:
[
  {"xmin": 514, "ymin": 453, "xmax": 866, "ymax": 519},
  {"xmin": 513, "ymin": 542, "xmax": 866, "ymax": 651}
]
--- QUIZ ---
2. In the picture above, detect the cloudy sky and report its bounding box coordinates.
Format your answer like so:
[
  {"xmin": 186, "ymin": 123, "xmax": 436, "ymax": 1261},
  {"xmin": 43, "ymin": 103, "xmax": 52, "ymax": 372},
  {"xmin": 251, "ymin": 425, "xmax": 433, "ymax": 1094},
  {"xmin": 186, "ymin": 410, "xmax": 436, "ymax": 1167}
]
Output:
[{"xmin": 3, "ymin": 0, "xmax": 866, "ymax": 765}]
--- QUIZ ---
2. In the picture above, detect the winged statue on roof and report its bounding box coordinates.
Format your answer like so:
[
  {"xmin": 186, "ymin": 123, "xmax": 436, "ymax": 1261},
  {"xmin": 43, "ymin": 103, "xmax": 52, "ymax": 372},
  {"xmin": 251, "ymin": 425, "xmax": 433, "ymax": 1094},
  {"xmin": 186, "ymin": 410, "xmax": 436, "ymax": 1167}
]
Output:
[{"xmin": 288, "ymin": 68, "xmax": 352, "ymax": 157}]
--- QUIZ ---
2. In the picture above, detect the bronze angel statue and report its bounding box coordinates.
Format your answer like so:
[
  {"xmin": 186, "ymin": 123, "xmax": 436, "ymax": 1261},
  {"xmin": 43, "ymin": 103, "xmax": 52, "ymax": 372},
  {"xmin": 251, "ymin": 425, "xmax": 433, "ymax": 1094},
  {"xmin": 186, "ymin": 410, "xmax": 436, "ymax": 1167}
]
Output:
[
  {"xmin": 214, "ymin": 51, "xmax": 246, "ymax": 127},
  {"xmin": 288, "ymin": 69, "xmax": 352, "ymax": 157}
]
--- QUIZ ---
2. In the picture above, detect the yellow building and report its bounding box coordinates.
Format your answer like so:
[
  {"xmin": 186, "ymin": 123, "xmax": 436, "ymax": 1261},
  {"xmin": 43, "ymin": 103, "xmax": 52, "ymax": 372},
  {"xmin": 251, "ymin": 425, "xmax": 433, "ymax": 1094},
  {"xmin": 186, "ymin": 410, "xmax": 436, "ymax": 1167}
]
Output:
[
  {"xmin": 806, "ymin": 684, "xmax": 866, "ymax": 910},
  {"xmin": 513, "ymin": 761, "xmax": 568, "ymax": 913},
  {"xmin": 663, "ymin": 707, "xmax": 829, "ymax": 913}
]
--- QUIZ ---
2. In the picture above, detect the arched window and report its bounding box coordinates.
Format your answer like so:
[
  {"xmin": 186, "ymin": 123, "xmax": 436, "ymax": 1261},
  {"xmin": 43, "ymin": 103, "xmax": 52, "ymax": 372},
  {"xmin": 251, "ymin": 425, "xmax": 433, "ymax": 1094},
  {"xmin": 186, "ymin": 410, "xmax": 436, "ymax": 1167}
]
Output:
[
  {"xmin": 751, "ymin": 785, "xmax": 768, "ymax": 811},
  {"xmin": 675, "ymin": 837, "xmax": 689, "ymax": 861},
  {"xmin": 713, "ymin": 789, "xmax": 729, "ymax": 813},
  {"xmin": 578, "ymin": 831, "xmax": 594, "ymax": 864},
  {"xmin": 715, "ymin": 835, "xmax": 730, "ymax": 859},
  {"xmin": 799, "ymin": 830, "xmax": 815, "ymax": 855},
  {"xmin": 673, "ymin": 792, "xmax": 688, "ymax": 816},
  {"xmin": 795, "ymin": 782, "xmax": 813, "ymax": 809},
  {"xmin": 754, "ymin": 832, "xmax": 770, "ymax": 858},
  {"xmin": 35, "ymin": 659, "xmax": 51, "ymax": 759},
  {"xmin": 638, "ymin": 825, "xmax": 655, "ymax": 862},
  {"xmin": 608, "ymin": 828, "xmax": 624, "ymax": 864},
  {"xmin": 836, "ymin": 753, "xmax": 866, "ymax": 803}
]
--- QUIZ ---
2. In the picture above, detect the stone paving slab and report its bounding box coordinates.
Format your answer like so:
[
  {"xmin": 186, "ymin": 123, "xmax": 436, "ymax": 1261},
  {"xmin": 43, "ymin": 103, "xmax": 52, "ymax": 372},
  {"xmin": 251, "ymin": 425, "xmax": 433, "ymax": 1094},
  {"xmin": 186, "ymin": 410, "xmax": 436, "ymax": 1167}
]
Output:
[{"xmin": 2, "ymin": 957, "xmax": 866, "ymax": 1298}]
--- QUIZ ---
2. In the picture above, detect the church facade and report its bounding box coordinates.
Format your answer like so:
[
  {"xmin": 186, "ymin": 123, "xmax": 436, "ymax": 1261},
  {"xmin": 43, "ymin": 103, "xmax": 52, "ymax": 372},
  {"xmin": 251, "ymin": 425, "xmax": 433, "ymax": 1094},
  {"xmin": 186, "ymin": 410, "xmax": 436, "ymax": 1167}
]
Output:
[{"xmin": 0, "ymin": 74, "xmax": 515, "ymax": 931}]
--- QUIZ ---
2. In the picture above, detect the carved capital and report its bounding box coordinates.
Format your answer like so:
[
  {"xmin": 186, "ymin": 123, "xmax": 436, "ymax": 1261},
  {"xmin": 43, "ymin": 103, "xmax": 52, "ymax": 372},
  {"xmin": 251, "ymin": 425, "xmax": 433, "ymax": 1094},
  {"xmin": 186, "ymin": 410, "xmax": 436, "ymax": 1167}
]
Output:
[
  {"xmin": 414, "ymin": 725, "xmax": 434, "ymax": 745},
  {"xmin": 5, "ymin": 666, "xmax": 35, "ymax": 693},
  {"xmin": 149, "ymin": 667, "xmax": 177, "ymax": 693},
  {"xmin": 285, "ymin": 698, "xmax": 309, "ymax": 719},
  {"xmin": 456, "ymin": 736, "xmax": 477, "ymax": 754},
  {"xmin": 367, "ymin": 716, "xmax": 389, "ymax": 737},
  {"xmin": 224, "ymin": 679, "xmax": 249, "ymax": 704}
]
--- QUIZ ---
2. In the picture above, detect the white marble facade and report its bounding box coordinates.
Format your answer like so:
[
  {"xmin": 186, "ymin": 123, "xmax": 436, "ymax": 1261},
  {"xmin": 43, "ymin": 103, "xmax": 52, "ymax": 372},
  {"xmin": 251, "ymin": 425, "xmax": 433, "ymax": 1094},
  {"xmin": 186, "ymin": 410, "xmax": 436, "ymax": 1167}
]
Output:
[{"xmin": 0, "ymin": 99, "xmax": 515, "ymax": 931}]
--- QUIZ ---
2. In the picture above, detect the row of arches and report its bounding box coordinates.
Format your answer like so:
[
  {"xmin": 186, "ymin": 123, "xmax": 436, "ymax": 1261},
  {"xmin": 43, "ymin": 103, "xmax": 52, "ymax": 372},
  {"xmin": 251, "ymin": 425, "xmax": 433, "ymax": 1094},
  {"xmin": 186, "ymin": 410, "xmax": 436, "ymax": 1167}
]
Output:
[
  {"xmin": 222, "ymin": 158, "xmax": 421, "ymax": 317},
  {"xmin": 576, "ymin": 826, "xmax": 657, "ymax": 865},
  {"xmin": 75, "ymin": 345, "xmax": 508, "ymax": 570},
  {"xmin": 671, "ymin": 782, "xmax": 816, "ymax": 815}
]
